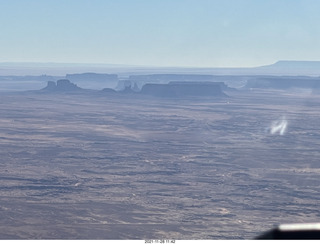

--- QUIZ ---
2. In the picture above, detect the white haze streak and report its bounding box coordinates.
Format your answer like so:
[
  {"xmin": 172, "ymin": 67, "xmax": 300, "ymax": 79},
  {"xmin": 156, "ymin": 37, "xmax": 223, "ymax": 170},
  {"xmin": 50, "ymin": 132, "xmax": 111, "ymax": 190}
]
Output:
[{"xmin": 270, "ymin": 117, "xmax": 288, "ymax": 135}]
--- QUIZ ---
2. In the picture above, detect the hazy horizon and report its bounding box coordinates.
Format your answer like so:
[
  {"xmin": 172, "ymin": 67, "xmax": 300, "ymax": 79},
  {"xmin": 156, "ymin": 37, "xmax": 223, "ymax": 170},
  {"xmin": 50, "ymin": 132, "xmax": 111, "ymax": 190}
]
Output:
[{"xmin": 1, "ymin": 0, "xmax": 320, "ymax": 67}]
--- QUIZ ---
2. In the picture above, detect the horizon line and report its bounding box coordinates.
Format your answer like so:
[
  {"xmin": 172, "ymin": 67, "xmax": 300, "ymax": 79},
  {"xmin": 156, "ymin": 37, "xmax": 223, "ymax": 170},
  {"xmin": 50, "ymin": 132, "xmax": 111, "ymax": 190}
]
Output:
[{"xmin": 0, "ymin": 61, "xmax": 278, "ymax": 69}]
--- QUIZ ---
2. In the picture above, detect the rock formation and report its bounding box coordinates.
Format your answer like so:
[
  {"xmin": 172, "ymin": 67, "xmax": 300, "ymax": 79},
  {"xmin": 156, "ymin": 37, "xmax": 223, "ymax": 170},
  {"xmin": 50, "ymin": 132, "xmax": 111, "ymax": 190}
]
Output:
[{"xmin": 42, "ymin": 79, "xmax": 82, "ymax": 92}]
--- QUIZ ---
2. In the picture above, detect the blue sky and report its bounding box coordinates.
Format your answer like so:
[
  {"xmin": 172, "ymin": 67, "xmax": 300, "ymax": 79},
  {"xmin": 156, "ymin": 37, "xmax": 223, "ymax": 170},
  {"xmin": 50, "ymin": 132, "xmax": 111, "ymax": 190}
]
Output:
[{"xmin": 0, "ymin": 0, "xmax": 320, "ymax": 67}]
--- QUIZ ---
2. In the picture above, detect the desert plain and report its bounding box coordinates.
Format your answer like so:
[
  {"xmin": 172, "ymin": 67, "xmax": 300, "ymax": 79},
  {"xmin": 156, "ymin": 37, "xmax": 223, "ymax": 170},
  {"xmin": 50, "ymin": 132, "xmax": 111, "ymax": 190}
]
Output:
[{"xmin": 0, "ymin": 89, "xmax": 319, "ymax": 239}]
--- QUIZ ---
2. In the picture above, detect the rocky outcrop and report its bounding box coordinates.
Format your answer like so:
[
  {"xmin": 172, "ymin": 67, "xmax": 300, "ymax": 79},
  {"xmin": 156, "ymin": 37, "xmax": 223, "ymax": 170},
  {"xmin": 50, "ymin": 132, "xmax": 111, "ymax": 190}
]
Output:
[{"xmin": 42, "ymin": 79, "xmax": 82, "ymax": 92}]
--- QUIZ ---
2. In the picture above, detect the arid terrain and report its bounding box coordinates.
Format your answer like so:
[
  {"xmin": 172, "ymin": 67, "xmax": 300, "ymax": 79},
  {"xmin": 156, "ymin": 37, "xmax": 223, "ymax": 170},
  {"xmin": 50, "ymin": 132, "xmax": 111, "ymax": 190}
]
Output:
[{"xmin": 0, "ymin": 89, "xmax": 319, "ymax": 239}]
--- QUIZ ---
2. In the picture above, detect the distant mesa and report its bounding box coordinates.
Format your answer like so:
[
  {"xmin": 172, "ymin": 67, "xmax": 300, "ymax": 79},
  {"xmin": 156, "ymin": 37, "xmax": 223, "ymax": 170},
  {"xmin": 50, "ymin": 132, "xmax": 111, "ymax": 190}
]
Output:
[
  {"xmin": 141, "ymin": 82, "xmax": 228, "ymax": 97},
  {"xmin": 42, "ymin": 79, "xmax": 82, "ymax": 92},
  {"xmin": 252, "ymin": 60, "xmax": 320, "ymax": 76},
  {"xmin": 261, "ymin": 60, "xmax": 320, "ymax": 70},
  {"xmin": 39, "ymin": 78, "xmax": 232, "ymax": 98},
  {"xmin": 127, "ymin": 74, "xmax": 244, "ymax": 89},
  {"xmin": 244, "ymin": 76, "xmax": 320, "ymax": 90},
  {"xmin": 129, "ymin": 74, "xmax": 217, "ymax": 90}
]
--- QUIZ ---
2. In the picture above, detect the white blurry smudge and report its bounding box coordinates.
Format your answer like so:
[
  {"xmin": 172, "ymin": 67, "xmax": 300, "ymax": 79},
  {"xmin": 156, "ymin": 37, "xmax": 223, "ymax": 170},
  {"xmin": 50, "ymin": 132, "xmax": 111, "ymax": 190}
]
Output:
[{"xmin": 269, "ymin": 117, "xmax": 288, "ymax": 135}]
